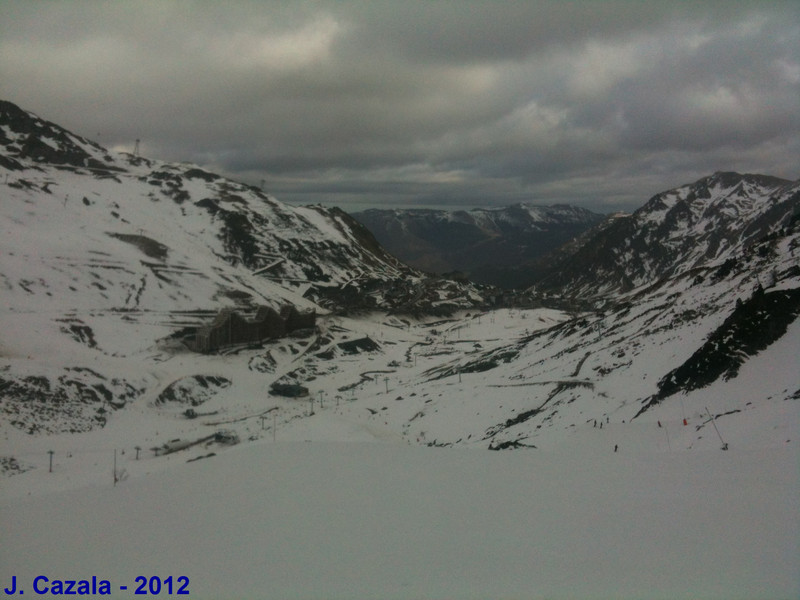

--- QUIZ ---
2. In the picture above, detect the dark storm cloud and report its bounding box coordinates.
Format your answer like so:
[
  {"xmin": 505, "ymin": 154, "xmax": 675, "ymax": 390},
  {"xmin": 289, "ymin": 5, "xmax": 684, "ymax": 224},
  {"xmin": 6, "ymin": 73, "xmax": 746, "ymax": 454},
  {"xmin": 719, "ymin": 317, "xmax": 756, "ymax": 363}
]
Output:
[{"xmin": 1, "ymin": 1, "xmax": 798, "ymax": 212}]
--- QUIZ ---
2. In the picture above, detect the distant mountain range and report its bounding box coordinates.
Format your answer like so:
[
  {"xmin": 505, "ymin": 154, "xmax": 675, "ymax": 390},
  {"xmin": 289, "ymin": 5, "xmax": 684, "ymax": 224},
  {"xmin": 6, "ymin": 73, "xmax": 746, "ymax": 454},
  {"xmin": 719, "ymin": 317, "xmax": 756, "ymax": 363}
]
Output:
[
  {"xmin": 351, "ymin": 171, "xmax": 799, "ymax": 294},
  {"xmin": 350, "ymin": 204, "xmax": 606, "ymax": 288}
]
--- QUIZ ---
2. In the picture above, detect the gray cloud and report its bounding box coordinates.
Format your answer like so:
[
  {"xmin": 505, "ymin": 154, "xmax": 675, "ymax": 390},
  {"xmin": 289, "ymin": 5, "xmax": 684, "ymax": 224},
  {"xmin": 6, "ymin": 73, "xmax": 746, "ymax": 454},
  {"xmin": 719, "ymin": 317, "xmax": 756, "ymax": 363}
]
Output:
[{"xmin": 1, "ymin": 1, "xmax": 798, "ymax": 213}]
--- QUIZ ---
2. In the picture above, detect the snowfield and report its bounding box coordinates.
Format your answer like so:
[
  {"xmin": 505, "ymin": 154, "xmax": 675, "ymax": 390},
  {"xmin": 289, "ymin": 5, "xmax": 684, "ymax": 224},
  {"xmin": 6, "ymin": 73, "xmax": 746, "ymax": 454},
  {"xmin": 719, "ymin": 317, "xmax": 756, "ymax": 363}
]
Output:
[
  {"xmin": 1, "ymin": 434, "xmax": 797, "ymax": 599},
  {"xmin": 2, "ymin": 308, "xmax": 798, "ymax": 599}
]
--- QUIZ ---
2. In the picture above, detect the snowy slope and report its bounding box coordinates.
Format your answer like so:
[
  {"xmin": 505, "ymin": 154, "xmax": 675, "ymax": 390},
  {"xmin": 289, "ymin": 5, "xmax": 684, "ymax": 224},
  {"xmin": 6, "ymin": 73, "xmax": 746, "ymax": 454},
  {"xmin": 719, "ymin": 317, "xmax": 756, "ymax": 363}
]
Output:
[
  {"xmin": 2, "ymin": 294, "xmax": 798, "ymax": 599},
  {"xmin": 2, "ymin": 441, "xmax": 797, "ymax": 600},
  {"xmin": 2, "ymin": 299, "xmax": 797, "ymax": 598}
]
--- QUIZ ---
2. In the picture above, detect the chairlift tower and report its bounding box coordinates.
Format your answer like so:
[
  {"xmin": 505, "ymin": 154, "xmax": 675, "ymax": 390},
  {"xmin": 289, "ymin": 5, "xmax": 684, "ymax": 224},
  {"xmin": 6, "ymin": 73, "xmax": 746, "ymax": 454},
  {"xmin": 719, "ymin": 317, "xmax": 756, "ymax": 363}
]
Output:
[{"xmin": 133, "ymin": 139, "xmax": 140, "ymax": 157}]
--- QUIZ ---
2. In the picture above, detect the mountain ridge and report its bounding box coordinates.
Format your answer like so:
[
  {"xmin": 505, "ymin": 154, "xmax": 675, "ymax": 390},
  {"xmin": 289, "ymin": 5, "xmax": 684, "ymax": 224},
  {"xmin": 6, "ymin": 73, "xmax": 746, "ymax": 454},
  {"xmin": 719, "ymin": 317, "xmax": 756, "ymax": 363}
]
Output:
[
  {"xmin": 351, "ymin": 203, "xmax": 605, "ymax": 287},
  {"xmin": 531, "ymin": 170, "xmax": 800, "ymax": 301},
  {"xmin": 0, "ymin": 99, "xmax": 486, "ymax": 318}
]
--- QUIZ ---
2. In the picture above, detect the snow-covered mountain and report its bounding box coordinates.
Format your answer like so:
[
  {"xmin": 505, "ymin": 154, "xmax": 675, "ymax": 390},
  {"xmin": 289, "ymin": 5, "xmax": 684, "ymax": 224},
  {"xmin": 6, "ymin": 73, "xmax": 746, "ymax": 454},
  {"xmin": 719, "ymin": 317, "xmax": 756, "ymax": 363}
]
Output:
[
  {"xmin": 532, "ymin": 171, "xmax": 800, "ymax": 300},
  {"xmin": 0, "ymin": 99, "xmax": 486, "ymax": 433},
  {"xmin": 1, "ymin": 101, "xmax": 798, "ymax": 599},
  {"xmin": 2, "ymin": 97, "xmax": 797, "ymax": 445},
  {"xmin": 351, "ymin": 204, "xmax": 605, "ymax": 287},
  {"xmin": 0, "ymin": 100, "xmax": 490, "ymax": 314}
]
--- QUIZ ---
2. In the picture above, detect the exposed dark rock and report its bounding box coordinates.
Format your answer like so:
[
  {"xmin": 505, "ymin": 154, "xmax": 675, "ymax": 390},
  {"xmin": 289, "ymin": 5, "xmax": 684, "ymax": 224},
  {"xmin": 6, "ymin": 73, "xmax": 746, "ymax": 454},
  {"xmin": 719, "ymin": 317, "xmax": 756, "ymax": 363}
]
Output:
[
  {"xmin": 488, "ymin": 439, "xmax": 537, "ymax": 450},
  {"xmin": 184, "ymin": 168, "xmax": 220, "ymax": 182},
  {"xmin": 657, "ymin": 287, "xmax": 800, "ymax": 399},
  {"xmin": 107, "ymin": 232, "xmax": 169, "ymax": 260},
  {"xmin": 0, "ymin": 99, "xmax": 124, "ymax": 172},
  {"xmin": 337, "ymin": 336, "xmax": 380, "ymax": 354},
  {"xmin": 0, "ymin": 371, "xmax": 142, "ymax": 434},
  {"xmin": 61, "ymin": 323, "xmax": 98, "ymax": 349},
  {"xmin": 269, "ymin": 383, "xmax": 310, "ymax": 398},
  {"xmin": 155, "ymin": 375, "xmax": 231, "ymax": 406}
]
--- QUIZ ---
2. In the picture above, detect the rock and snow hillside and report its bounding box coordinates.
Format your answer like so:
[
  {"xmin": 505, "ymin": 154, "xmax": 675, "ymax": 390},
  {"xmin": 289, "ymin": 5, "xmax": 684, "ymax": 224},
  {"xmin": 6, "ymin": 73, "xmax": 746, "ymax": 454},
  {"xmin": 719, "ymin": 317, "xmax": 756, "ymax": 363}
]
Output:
[
  {"xmin": 532, "ymin": 171, "xmax": 800, "ymax": 299},
  {"xmin": 0, "ymin": 99, "xmax": 485, "ymax": 434},
  {"xmin": 0, "ymin": 99, "xmax": 485, "ymax": 313},
  {"xmin": 1, "ymin": 101, "xmax": 798, "ymax": 599},
  {"xmin": 351, "ymin": 204, "xmax": 605, "ymax": 287}
]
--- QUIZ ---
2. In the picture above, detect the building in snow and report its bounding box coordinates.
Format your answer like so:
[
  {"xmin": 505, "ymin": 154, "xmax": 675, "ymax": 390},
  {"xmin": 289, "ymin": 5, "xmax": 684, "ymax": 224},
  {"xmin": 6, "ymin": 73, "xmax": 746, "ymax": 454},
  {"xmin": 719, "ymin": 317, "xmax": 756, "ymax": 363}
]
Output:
[{"xmin": 189, "ymin": 305, "xmax": 315, "ymax": 353}]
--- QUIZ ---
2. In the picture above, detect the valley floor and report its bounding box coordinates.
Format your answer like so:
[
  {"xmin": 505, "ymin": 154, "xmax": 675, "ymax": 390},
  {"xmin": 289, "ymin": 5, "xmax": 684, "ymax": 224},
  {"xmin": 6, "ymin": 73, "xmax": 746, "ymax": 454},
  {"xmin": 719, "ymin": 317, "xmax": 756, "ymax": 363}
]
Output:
[{"xmin": 2, "ymin": 308, "xmax": 798, "ymax": 599}]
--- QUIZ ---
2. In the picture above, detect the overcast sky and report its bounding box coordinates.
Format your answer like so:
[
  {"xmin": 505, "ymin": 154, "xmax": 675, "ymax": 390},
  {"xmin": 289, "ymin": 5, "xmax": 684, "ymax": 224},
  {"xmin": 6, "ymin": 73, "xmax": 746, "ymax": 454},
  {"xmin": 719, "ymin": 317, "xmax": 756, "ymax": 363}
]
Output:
[{"xmin": 2, "ymin": 1, "xmax": 799, "ymax": 213}]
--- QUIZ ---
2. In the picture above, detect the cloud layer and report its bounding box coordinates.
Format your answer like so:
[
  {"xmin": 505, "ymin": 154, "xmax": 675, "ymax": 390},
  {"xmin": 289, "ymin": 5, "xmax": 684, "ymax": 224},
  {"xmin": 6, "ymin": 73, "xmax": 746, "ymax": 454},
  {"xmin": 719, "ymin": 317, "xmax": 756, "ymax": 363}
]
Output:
[{"xmin": 2, "ymin": 1, "xmax": 798, "ymax": 212}]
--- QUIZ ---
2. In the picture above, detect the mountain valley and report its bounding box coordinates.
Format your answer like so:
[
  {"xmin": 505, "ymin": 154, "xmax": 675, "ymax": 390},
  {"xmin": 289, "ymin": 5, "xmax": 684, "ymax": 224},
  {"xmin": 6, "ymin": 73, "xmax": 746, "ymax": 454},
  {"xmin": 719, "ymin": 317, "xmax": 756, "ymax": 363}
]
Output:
[
  {"xmin": 351, "ymin": 204, "xmax": 606, "ymax": 288},
  {"xmin": 1, "ymin": 99, "xmax": 798, "ymax": 599}
]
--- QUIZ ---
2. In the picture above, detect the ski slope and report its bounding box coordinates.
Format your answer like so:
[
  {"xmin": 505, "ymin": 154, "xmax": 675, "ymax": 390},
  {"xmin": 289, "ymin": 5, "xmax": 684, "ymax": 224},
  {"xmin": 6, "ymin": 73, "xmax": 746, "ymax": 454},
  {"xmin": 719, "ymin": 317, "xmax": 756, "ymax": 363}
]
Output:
[
  {"xmin": 1, "ymin": 431, "xmax": 797, "ymax": 599},
  {"xmin": 1, "ymin": 307, "xmax": 798, "ymax": 599}
]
